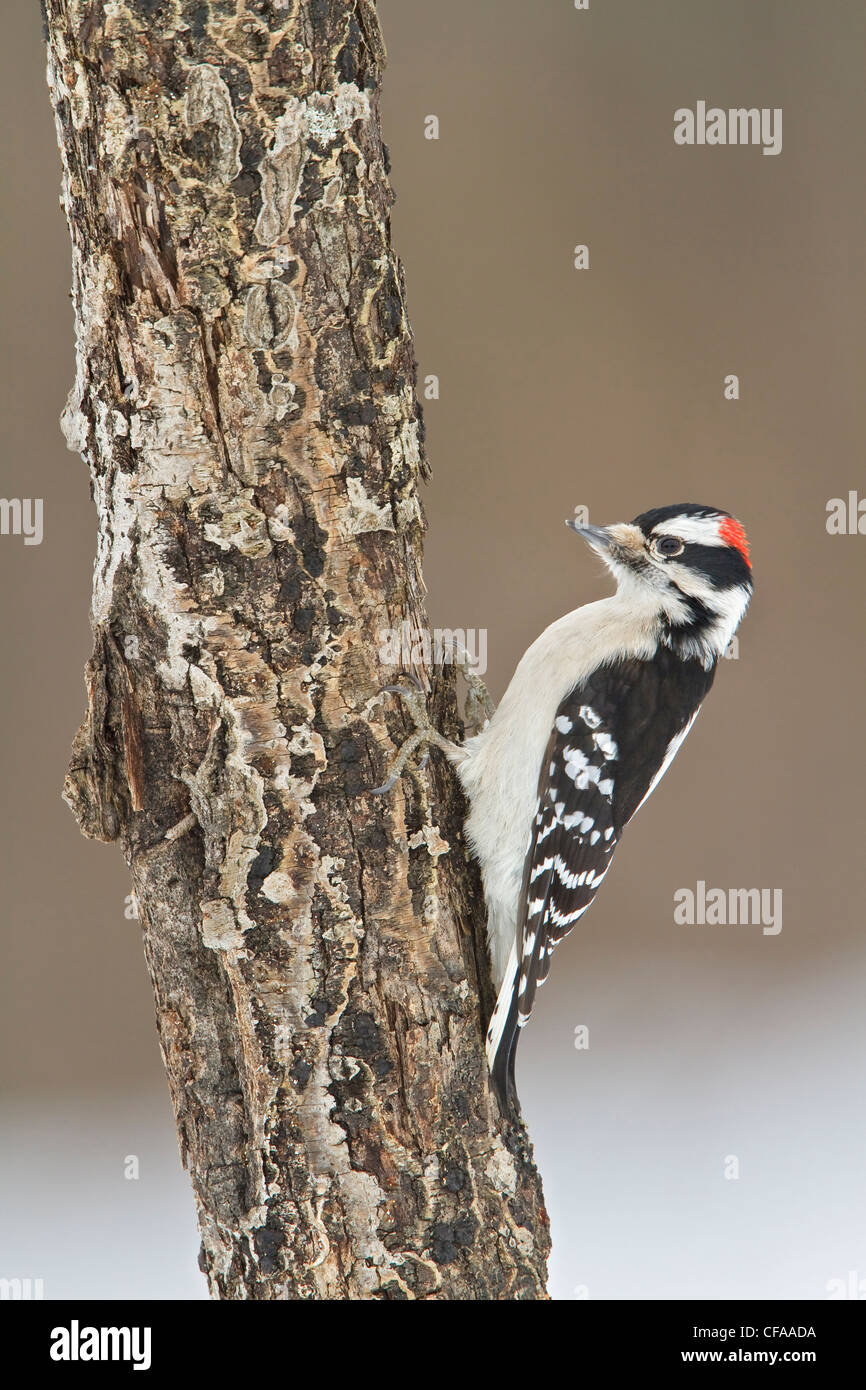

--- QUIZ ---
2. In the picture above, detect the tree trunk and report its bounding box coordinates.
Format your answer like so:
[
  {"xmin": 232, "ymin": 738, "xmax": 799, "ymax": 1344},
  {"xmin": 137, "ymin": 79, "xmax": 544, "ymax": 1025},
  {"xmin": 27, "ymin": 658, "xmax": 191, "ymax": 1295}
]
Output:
[{"xmin": 44, "ymin": 0, "xmax": 549, "ymax": 1298}]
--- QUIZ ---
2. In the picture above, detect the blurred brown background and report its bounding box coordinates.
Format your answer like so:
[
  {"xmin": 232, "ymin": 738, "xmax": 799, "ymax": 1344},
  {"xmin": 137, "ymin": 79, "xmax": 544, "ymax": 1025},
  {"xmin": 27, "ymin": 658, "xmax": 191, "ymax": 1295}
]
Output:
[{"xmin": 1, "ymin": 0, "xmax": 864, "ymax": 1298}]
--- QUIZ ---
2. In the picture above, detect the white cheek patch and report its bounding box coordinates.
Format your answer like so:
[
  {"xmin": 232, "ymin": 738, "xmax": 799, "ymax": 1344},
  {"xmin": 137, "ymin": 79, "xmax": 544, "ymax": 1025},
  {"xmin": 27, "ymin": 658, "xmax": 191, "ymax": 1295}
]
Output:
[
  {"xmin": 672, "ymin": 577, "xmax": 750, "ymax": 654},
  {"xmin": 709, "ymin": 582, "xmax": 751, "ymax": 629},
  {"xmin": 664, "ymin": 563, "xmax": 717, "ymax": 602}
]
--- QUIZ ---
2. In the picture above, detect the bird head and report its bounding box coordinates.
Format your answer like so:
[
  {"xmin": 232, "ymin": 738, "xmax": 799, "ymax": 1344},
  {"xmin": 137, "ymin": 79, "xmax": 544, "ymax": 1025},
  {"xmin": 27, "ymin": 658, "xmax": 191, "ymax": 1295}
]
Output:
[{"xmin": 567, "ymin": 503, "xmax": 753, "ymax": 665}]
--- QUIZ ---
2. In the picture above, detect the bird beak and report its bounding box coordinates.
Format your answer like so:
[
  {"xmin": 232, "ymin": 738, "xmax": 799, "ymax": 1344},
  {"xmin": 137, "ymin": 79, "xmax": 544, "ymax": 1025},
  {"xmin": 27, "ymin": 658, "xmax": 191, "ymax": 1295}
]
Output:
[{"xmin": 565, "ymin": 520, "xmax": 615, "ymax": 554}]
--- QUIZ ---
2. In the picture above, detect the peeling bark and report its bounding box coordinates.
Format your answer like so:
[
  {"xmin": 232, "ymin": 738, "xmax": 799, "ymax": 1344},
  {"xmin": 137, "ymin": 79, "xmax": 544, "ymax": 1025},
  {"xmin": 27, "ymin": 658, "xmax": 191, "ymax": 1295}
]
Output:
[{"xmin": 45, "ymin": 0, "xmax": 549, "ymax": 1299}]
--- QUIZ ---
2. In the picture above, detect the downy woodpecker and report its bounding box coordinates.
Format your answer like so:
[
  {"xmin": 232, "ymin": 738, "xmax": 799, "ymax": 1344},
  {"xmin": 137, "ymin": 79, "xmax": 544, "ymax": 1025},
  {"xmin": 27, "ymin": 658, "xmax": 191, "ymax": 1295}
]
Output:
[{"xmin": 376, "ymin": 504, "xmax": 753, "ymax": 1109}]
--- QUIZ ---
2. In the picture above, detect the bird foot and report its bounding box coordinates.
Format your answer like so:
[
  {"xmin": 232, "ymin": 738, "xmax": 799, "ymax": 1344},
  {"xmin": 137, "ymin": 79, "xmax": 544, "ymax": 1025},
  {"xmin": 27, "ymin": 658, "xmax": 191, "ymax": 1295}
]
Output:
[{"xmin": 369, "ymin": 674, "xmax": 461, "ymax": 795}]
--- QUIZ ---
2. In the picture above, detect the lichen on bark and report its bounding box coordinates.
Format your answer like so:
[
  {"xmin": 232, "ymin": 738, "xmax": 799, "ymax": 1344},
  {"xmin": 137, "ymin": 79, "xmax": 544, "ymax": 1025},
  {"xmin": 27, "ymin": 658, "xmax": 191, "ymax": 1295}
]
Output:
[{"xmin": 45, "ymin": 0, "xmax": 550, "ymax": 1298}]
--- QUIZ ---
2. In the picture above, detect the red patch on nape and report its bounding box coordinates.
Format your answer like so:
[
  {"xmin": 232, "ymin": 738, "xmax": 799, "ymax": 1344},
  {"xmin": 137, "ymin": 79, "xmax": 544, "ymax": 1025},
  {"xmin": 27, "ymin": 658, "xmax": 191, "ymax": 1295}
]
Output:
[{"xmin": 718, "ymin": 515, "xmax": 751, "ymax": 567}]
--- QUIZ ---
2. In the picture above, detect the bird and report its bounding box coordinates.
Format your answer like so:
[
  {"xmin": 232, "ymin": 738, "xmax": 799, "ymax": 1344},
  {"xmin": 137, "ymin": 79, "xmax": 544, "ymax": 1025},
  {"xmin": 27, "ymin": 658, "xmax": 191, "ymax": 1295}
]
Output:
[{"xmin": 373, "ymin": 504, "xmax": 753, "ymax": 1111}]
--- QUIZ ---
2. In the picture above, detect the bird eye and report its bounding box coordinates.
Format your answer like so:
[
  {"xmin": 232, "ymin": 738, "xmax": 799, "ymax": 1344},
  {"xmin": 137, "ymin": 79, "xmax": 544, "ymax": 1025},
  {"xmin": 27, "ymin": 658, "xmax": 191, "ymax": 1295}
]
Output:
[{"xmin": 655, "ymin": 536, "xmax": 684, "ymax": 557}]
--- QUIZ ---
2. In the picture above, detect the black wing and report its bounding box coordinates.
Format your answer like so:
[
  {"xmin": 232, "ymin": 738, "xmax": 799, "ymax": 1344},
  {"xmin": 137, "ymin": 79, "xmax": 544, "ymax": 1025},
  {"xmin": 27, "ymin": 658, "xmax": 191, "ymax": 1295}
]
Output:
[{"xmin": 490, "ymin": 649, "xmax": 715, "ymax": 1108}]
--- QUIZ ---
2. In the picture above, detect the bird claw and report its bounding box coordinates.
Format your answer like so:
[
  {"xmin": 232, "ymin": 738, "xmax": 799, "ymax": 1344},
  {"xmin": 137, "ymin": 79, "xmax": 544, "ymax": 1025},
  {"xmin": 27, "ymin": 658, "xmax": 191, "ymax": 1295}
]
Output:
[
  {"xmin": 368, "ymin": 772, "xmax": 398, "ymax": 796},
  {"xmin": 368, "ymin": 678, "xmax": 448, "ymax": 795},
  {"xmin": 382, "ymin": 672, "xmax": 424, "ymax": 696}
]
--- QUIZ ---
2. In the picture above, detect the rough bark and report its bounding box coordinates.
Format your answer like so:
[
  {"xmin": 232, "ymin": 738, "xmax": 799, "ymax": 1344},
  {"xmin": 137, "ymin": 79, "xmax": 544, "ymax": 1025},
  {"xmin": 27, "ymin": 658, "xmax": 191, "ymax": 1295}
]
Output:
[{"xmin": 44, "ymin": 0, "xmax": 549, "ymax": 1298}]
